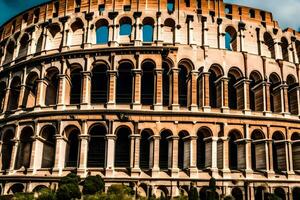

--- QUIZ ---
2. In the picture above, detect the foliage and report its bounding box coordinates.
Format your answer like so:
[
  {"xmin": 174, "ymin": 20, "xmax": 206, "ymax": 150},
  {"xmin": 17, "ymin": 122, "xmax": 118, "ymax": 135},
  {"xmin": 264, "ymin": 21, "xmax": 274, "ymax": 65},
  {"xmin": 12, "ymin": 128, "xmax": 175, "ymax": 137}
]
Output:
[
  {"xmin": 224, "ymin": 195, "xmax": 235, "ymax": 200},
  {"xmin": 83, "ymin": 184, "xmax": 134, "ymax": 200},
  {"xmin": 188, "ymin": 184, "xmax": 198, "ymax": 200},
  {"xmin": 266, "ymin": 193, "xmax": 281, "ymax": 200},
  {"xmin": 12, "ymin": 192, "xmax": 34, "ymax": 200},
  {"xmin": 56, "ymin": 173, "xmax": 81, "ymax": 200},
  {"xmin": 82, "ymin": 175, "xmax": 105, "ymax": 195},
  {"xmin": 36, "ymin": 188, "xmax": 56, "ymax": 200}
]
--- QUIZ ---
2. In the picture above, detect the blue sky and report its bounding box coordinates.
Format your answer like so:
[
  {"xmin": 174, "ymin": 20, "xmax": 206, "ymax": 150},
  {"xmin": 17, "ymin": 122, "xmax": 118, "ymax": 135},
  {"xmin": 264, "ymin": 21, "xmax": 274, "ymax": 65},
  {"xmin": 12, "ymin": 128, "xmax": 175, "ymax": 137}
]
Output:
[{"xmin": 0, "ymin": 0, "xmax": 299, "ymax": 31}]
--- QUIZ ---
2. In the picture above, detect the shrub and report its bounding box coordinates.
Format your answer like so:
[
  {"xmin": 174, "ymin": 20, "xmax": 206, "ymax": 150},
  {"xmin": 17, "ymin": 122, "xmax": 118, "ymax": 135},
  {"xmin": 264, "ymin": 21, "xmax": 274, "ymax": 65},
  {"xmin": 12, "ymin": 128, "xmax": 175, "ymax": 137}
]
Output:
[
  {"xmin": 106, "ymin": 184, "xmax": 133, "ymax": 200},
  {"xmin": 224, "ymin": 195, "xmax": 235, "ymax": 200},
  {"xmin": 188, "ymin": 185, "xmax": 198, "ymax": 200},
  {"xmin": 56, "ymin": 173, "xmax": 81, "ymax": 200},
  {"xmin": 83, "ymin": 175, "xmax": 105, "ymax": 195},
  {"xmin": 12, "ymin": 192, "xmax": 34, "ymax": 200},
  {"xmin": 36, "ymin": 188, "xmax": 56, "ymax": 200}
]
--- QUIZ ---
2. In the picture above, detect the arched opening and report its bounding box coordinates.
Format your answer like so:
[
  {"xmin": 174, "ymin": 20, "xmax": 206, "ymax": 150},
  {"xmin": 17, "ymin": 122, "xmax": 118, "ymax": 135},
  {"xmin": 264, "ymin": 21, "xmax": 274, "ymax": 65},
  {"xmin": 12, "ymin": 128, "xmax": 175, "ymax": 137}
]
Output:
[
  {"xmin": 45, "ymin": 68, "xmax": 59, "ymax": 106},
  {"xmin": 281, "ymin": 37, "xmax": 289, "ymax": 62},
  {"xmin": 15, "ymin": 127, "xmax": 34, "ymax": 169},
  {"xmin": 116, "ymin": 62, "xmax": 133, "ymax": 103},
  {"xmin": 178, "ymin": 131, "xmax": 190, "ymax": 170},
  {"xmin": 209, "ymin": 65, "xmax": 223, "ymax": 108},
  {"xmin": 228, "ymin": 130, "xmax": 242, "ymax": 170},
  {"xmin": 141, "ymin": 61, "xmax": 155, "ymax": 105},
  {"xmin": 225, "ymin": 26, "xmax": 237, "ymax": 51},
  {"xmin": 159, "ymin": 130, "xmax": 172, "ymax": 170},
  {"xmin": 269, "ymin": 73, "xmax": 281, "ymax": 113},
  {"xmin": 249, "ymin": 71, "xmax": 263, "ymax": 111},
  {"xmin": 18, "ymin": 34, "xmax": 29, "ymax": 59},
  {"xmin": 142, "ymin": 18, "xmax": 154, "ymax": 42},
  {"xmin": 0, "ymin": 82, "xmax": 7, "ymax": 111},
  {"xmin": 9, "ymin": 184, "xmax": 24, "ymax": 194},
  {"xmin": 115, "ymin": 127, "xmax": 131, "ymax": 168},
  {"xmin": 71, "ymin": 18, "xmax": 84, "ymax": 46},
  {"xmin": 287, "ymin": 75, "xmax": 298, "ymax": 115},
  {"xmin": 91, "ymin": 64, "xmax": 108, "ymax": 103},
  {"xmin": 274, "ymin": 187, "xmax": 286, "ymax": 200},
  {"xmin": 33, "ymin": 185, "xmax": 48, "ymax": 193},
  {"xmin": 65, "ymin": 127, "xmax": 80, "ymax": 167},
  {"xmin": 140, "ymin": 130, "xmax": 152, "ymax": 170},
  {"xmin": 70, "ymin": 66, "xmax": 83, "ymax": 104},
  {"xmin": 228, "ymin": 68, "xmax": 243, "ymax": 110},
  {"xmin": 4, "ymin": 40, "xmax": 15, "ymax": 64},
  {"xmin": 24, "ymin": 72, "xmax": 38, "ymax": 108},
  {"xmin": 293, "ymin": 187, "xmax": 300, "ymax": 200},
  {"xmin": 178, "ymin": 65, "xmax": 189, "ymax": 107},
  {"xmin": 251, "ymin": 130, "xmax": 266, "ymax": 171},
  {"xmin": 162, "ymin": 62, "xmax": 170, "ymax": 106},
  {"xmin": 232, "ymin": 187, "xmax": 243, "ymax": 200},
  {"xmin": 119, "ymin": 17, "xmax": 132, "ymax": 36},
  {"xmin": 95, "ymin": 19, "xmax": 109, "ymax": 44},
  {"xmin": 255, "ymin": 186, "xmax": 267, "ymax": 200},
  {"xmin": 163, "ymin": 18, "xmax": 175, "ymax": 44},
  {"xmin": 263, "ymin": 32, "xmax": 275, "ymax": 59},
  {"xmin": 291, "ymin": 133, "xmax": 300, "ymax": 170},
  {"xmin": 197, "ymin": 127, "xmax": 212, "ymax": 169},
  {"xmin": 1, "ymin": 130, "xmax": 14, "ymax": 170},
  {"xmin": 41, "ymin": 125, "xmax": 56, "ymax": 168},
  {"xmin": 46, "ymin": 24, "xmax": 62, "ymax": 50},
  {"xmin": 272, "ymin": 131, "xmax": 286, "ymax": 172},
  {"xmin": 87, "ymin": 124, "xmax": 107, "ymax": 167},
  {"xmin": 8, "ymin": 76, "xmax": 21, "ymax": 111}
]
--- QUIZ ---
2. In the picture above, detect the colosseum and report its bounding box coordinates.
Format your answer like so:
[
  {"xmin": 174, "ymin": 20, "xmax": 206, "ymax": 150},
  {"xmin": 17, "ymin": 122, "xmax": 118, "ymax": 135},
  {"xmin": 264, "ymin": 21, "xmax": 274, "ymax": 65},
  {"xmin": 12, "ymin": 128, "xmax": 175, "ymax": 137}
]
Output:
[{"xmin": 0, "ymin": 0, "xmax": 300, "ymax": 199}]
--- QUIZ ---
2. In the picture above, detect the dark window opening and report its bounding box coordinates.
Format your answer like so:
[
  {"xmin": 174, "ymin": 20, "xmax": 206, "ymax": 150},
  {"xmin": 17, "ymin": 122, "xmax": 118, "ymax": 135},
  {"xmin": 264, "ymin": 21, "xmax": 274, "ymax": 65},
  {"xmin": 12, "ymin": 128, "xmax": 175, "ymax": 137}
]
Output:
[
  {"xmin": 65, "ymin": 130, "xmax": 79, "ymax": 167},
  {"xmin": 167, "ymin": 0, "xmax": 175, "ymax": 13},
  {"xmin": 140, "ymin": 131, "xmax": 151, "ymax": 169},
  {"xmin": 87, "ymin": 125, "xmax": 106, "ymax": 167},
  {"xmin": 116, "ymin": 63, "xmax": 133, "ymax": 103},
  {"xmin": 53, "ymin": 2, "xmax": 59, "ymax": 18},
  {"xmin": 91, "ymin": 65, "xmax": 108, "ymax": 103},
  {"xmin": 178, "ymin": 66, "xmax": 188, "ymax": 107},
  {"xmin": 115, "ymin": 127, "xmax": 131, "ymax": 168},
  {"xmin": 159, "ymin": 131, "xmax": 171, "ymax": 170},
  {"xmin": 70, "ymin": 68, "xmax": 82, "ymax": 104},
  {"xmin": 163, "ymin": 63, "xmax": 170, "ymax": 106},
  {"xmin": 228, "ymin": 73, "xmax": 237, "ymax": 109},
  {"xmin": 141, "ymin": 62, "xmax": 155, "ymax": 105}
]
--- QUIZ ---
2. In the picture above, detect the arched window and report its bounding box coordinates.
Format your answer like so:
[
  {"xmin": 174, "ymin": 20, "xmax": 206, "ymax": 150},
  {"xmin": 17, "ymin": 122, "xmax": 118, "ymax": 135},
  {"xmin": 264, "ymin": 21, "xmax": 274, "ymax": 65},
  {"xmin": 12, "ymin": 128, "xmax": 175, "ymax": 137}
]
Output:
[
  {"xmin": 24, "ymin": 72, "xmax": 38, "ymax": 109},
  {"xmin": 281, "ymin": 37, "xmax": 289, "ymax": 62},
  {"xmin": 178, "ymin": 131, "xmax": 190, "ymax": 170},
  {"xmin": 115, "ymin": 127, "xmax": 131, "ymax": 168},
  {"xmin": 4, "ymin": 40, "xmax": 15, "ymax": 64},
  {"xmin": 65, "ymin": 128, "xmax": 80, "ymax": 167},
  {"xmin": 291, "ymin": 133, "xmax": 300, "ymax": 170},
  {"xmin": 163, "ymin": 62, "xmax": 170, "ymax": 106},
  {"xmin": 70, "ymin": 67, "xmax": 82, "ymax": 104},
  {"xmin": 45, "ymin": 68, "xmax": 59, "ymax": 106},
  {"xmin": 9, "ymin": 184, "xmax": 25, "ymax": 194},
  {"xmin": 41, "ymin": 126, "xmax": 56, "ymax": 168},
  {"xmin": 251, "ymin": 130, "xmax": 266, "ymax": 171},
  {"xmin": 96, "ymin": 20, "xmax": 109, "ymax": 44},
  {"xmin": 46, "ymin": 24, "xmax": 61, "ymax": 50},
  {"xmin": 1, "ymin": 130, "xmax": 14, "ymax": 170},
  {"xmin": 140, "ymin": 130, "xmax": 152, "ymax": 170},
  {"xmin": 18, "ymin": 34, "xmax": 29, "ymax": 59},
  {"xmin": 263, "ymin": 32, "xmax": 275, "ymax": 59},
  {"xmin": 269, "ymin": 73, "xmax": 281, "ymax": 113},
  {"xmin": 287, "ymin": 75, "xmax": 298, "ymax": 115},
  {"xmin": 163, "ymin": 19, "xmax": 175, "ymax": 44},
  {"xmin": 116, "ymin": 62, "xmax": 133, "ymax": 103},
  {"xmin": 70, "ymin": 19, "xmax": 84, "ymax": 46},
  {"xmin": 159, "ymin": 130, "xmax": 172, "ymax": 170},
  {"xmin": 87, "ymin": 124, "xmax": 107, "ymax": 167},
  {"xmin": 0, "ymin": 82, "xmax": 7, "ymax": 111},
  {"xmin": 272, "ymin": 131, "xmax": 286, "ymax": 172},
  {"xmin": 142, "ymin": 18, "xmax": 154, "ymax": 42},
  {"xmin": 228, "ymin": 131, "xmax": 241, "ymax": 170},
  {"xmin": 15, "ymin": 127, "xmax": 34, "ymax": 169},
  {"xmin": 209, "ymin": 65, "xmax": 223, "ymax": 108},
  {"xmin": 293, "ymin": 187, "xmax": 300, "ymax": 200},
  {"xmin": 91, "ymin": 64, "xmax": 108, "ymax": 103},
  {"xmin": 167, "ymin": 0, "xmax": 175, "ymax": 13},
  {"xmin": 228, "ymin": 68, "xmax": 243, "ymax": 110},
  {"xmin": 225, "ymin": 26, "xmax": 237, "ymax": 51},
  {"xmin": 141, "ymin": 61, "xmax": 155, "ymax": 105},
  {"xmin": 197, "ymin": 128, "xmax": 212, "ymax": 169},
  {"xmin": 274, "ymin": 188, "xmax": 286, "ymax": 200},
  {"xmin": 119, "ymin": 17, "xmax": 132, "ymax": 36},
  {"xmin": 8, "ymin": 77, "xmax": 21, "ymax": 111},
  {"xmin": 249, "ymin": 71, "xmax": 263, "ymax": 111},
  {"xmin": 178, "ymin": 65, "xmax": 188, "ymax": 107}
]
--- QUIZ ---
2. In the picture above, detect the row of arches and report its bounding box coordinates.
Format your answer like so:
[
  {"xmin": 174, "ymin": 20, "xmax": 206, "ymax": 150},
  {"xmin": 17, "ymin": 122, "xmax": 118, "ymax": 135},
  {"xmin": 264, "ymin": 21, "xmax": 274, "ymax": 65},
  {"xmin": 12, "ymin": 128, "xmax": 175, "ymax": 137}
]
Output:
[
  {"xmin": 2, "ymin": 124, "xmax": 300, "ymax": 174},
  {"xmin": 1, "ymin": 62, "xmax": 298, "ymax": 115}
]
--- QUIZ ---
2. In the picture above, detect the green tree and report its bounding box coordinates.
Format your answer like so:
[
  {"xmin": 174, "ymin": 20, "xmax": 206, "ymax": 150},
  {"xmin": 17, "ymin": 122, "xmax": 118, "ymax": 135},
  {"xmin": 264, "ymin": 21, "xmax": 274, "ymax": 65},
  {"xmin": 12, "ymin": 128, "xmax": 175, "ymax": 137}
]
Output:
[
  {"xmin": 188, "ymin": 183, "xmax": 198, "ymax": 200},
  {"xmin": 56, "ymin": 173, "xmax": 81, "ymax": 200},
  {"xmin": 83, "ymin": 175, "xmax": 105, "ymax": 195},
  {"xmin": 36, "ymin": 188, "xmax": 56, "ymax": 200},
  {"xmin": 207, "ymin": 178, "xmax": 218, "ymax": 200},
  {"xmin": 224, "ymin": 195, "xmax": 235, "ymax": 200},
  {"xmin": 105, "ymin": 184, "xmax": 133, "ymax": 200},
  {"xmin": 12, "ymin": 193, "xmax": 34, "ymax": 200}
]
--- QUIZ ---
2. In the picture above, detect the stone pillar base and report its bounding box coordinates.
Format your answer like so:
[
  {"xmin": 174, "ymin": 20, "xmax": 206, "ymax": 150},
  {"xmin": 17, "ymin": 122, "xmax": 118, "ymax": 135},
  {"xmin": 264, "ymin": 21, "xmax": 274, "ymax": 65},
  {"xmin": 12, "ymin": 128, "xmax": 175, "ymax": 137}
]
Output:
[
  {"xmin": 220, "ymin": 168, "xmax": 230, "ymax": 178},
  {"xmin": 106, "ymin": 102, "xmax": 116, "ymax": 109},
  {"xmin": 83, "ymin": 43, "xmax": 92, "ymax": 49},
  {"xmin": 287, "ymin": 171, "xmax": 295, "ymax": 179},
  {"xmin": 189, "ymin": 105, "xmax": 198, "ymax": 112},
  {"xmin": 221, "ymin": 107, "xmax": 229, "ymax": 113},
  {"xmin": 80, "ymin": 104, "xmax": 91, "ymax": 110},
  {"xmin": 105, "ymin": 168, "xmax": 114, "ymax": 177},
  {"xmin": 263, "ymin": 111, "xmax": 272, "ymax": 116},
  {"xmin": 109, "ymin": 41, "xmax": 119, "ymax": 47},
  {"xmin": 56, "ymin": 104, "xmax": 66, "ymax": 110},
  {"xmin": 170, "ymin": 168, "xmax": 179, "ymax": 178},
  {"xmin": 266, "ymin": 170, "xmax": 275, "ymax": 178},
  {"xmin": 153, "ymin": 104, "xmax": 163, "ymax": 111},
  {"xmin": 52, "ymin": 168, "xmax": 63, "ymax": 176},
  {"xmin": 189, "ymin": 167, "xmax": 198, "ymax": 177},
  {"xmin": 202, "ymin": 106, "xmax": 211, "ymax": 112},
  {"xmin": 131, "ymin": 168, "xmax": 141, "ymax": 177},
  {"xmin": 243, "ymin": 109, "xmax": 251, "ymax": 115},
  {"xmin": 77, "ymin": 168, "xmax": 88, "ymax": 177},
  {"xmin": 134, "ymin": 40, "xmax": 142, "ymax": 46},
  {"xmin": 131, "ymin": 103, "xmax": 142, "ymax": 110},
  {"xmin": 282, "ymin": 112, "xmax": 290, "ymax": 117},
  {"xmin": 151, "ymin": 168, "xmax": 160, "ymax": 177},
  {"xmin": 171, "ymin": 104, "xmax": 180, "ymax": 111},
  {"xmin": 243, "ymin": 169, "xmax": 253, "ymax": 178},
  {"xmin": 155, "ymin": 40, "xmax": 164, "ymax": 46}
]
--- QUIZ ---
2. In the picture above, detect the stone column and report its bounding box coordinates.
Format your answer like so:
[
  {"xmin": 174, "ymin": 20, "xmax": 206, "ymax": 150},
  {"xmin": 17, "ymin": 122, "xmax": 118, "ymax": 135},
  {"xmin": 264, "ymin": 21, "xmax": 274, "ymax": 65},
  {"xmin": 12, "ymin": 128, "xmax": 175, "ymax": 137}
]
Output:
[
  {"xmin": 151, "ymin": 135, "xmax": 160, "ymax": 176},
  {"xmin": 291, "ymin": 37, "xmax": 299, "ymax": 64},
  {"xmin": 274, "ymin": 39, "xmax": 281, "ymax": 60},
  {"xmin": 222, "ymin": 137, "xmax": 230, "ymax": 173},
  {"xmin": 189, "ymin": 136, "xmax": 198, "ymax": 176},
  {"xmin": 53, "ymin": 135, "xmax": 67, "ymax": 175},
  {"xmin": 78, "ymin": 134, "xmax": 89, "ymax": 176},
  {"xmin": 84, "ymin": 13, "xmax": 94, "ymax": 48},
  {"xmin": 238, "ymin": 22, "xmax": 246, "ymax": 52},
  {"xmin": 215, "ymin": 77, "xmax": 229, "ymax": 112},
  {"xmin": 263, "ymin": 81, "xmax": 271, "ymax": 115},
  {"xmin": 171, "ymin": 68, "xmax": 180, "ymax": 110},
  {"xmin": 211, "ymin": 136, "xmax": 218, "ymax": 175},
  {"xmin": 131, "ymin": 69, "xmax": 142, "ymax": 110},
  {"xmin": 155, "ymin": 12, "xmax": 163, "ymax": 45},
  {"xmin": 106, "ymin": 70, "xmax": 117, "ymax": 108},
  {"xmin": 0, "ymin": 141, "xmax": 2, "ymax": 170},
  {"xmin": 199, "ymin": 72, "xmax": 210, "ymax": 111},
  {"xmin": 17, "ymin": 84, "xmax": 26, "ymax": 110},
  {"xmin": 105, "ymin": 134, "xmax": 116, "ymax": 177},
  {"xmin": 35, "ymin": 79, "xmax": 47, "ymax": 109},
  {"xmin": 288, "ymin": 141, "xmax": 294, "ymax": 173},
  {"xmin": 154, "ymin": 69, "xmax": 163, "ymax": 110},
  {"xmin": 188, "ymin": 70, "xmax": 198, "ymax": 111},
  {"xmin": 9, "ymin": 139, "xmax": 19, "ymax": 173},
  {"xmin": 56, "ymin": 74, "xmax": 70, "ymax": 109},
  {"xmin": 187, "ymin": 15, "xmax": 196, "ymax": 46},
  {"xmin": 2, "ymin": 87, "xmax": 11, "ymax": 113},
  {"xmin": 130, "ymin": 134, "xmax": 141, "ymax": 176},
  {"xmin": 29, "ymin": 136, "xmax": 44, "ymax": 174},
  {"xmin": 80, "ymin": 71, "xmax": 91, "ymax": 108},
  {"xmin": 217, "ymin": 18, "xmax": 225, "ymax": 49},
  {"xmin": 282, "ymin": 84, "xmax": 289, "ymax": 115},
  {"xmin": 170, "ymin": 135, "xmax": 179, "ymax": 177},
  {"xmin": 234, "ymin": 78, "xmax": 251, "ymax": 113},
  {"xmin": 201, "ymin": 16, "xmax": 208, "ymax": 46},
  {"xmin": 133, "ymin": 12, "xmax": 142, "ymax": 46},
  {"xmin": 266, "ymin": 139, "xmax": 274, "ymax": 176}
]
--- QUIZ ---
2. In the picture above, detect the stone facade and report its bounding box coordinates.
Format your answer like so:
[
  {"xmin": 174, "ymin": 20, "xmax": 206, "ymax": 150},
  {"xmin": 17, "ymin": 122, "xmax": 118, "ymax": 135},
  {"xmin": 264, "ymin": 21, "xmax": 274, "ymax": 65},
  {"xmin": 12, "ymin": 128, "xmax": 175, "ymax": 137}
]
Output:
[{"xmin": 0, "ymin": 0, "xmax": 300, "ymax": 199}]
